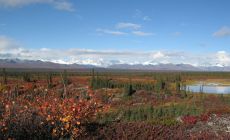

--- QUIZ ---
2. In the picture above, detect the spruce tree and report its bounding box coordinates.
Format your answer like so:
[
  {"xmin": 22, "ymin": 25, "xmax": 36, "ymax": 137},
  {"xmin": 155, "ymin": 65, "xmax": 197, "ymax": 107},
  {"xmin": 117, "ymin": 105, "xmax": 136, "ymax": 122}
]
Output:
[
  {"xmin": 47, "ymin": 72, "xmax": 53, "ymax": 88},
  {"xmin": 2, "ymin": 68, "xmax": 7, "ymax": 85},
  {"xmin": 63, "ymin": 70, "xmax": 69, "ymax": 85},
  {"xmin": 90, "ymin": 69, "xmax": 95, "ymax": 89},
  {"xmin": 22, "ymin": 72, "xmax": 31, "ymax": 82}
]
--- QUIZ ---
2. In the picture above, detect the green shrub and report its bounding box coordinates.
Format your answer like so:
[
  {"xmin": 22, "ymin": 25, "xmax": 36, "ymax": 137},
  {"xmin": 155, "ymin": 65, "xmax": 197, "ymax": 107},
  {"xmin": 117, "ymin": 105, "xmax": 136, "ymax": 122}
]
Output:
[{"xmin": 96, "ymin": 103, "xmax": 203, "ymax": 124}]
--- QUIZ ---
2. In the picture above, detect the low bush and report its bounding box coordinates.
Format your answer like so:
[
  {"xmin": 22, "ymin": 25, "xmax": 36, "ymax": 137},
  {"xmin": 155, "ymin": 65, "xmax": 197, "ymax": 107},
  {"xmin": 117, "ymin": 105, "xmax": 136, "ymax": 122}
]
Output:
[{"xmin": 96, "ymin": 103, "xmax": 203, "ymax": 125}]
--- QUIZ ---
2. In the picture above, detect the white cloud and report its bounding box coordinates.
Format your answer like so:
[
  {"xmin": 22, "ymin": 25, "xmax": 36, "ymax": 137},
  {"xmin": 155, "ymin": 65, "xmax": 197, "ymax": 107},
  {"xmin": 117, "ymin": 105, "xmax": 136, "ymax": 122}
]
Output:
[
  {"xmin": 53, "ymin": 1, "xmax": 74, "ymax": 12},
  {"xmin": 1, "ymin": 35, "xmax": 230, "ymax": 67},
  {"xmin": 0, "ymin": 36, "xmax": 34, "ymax": 59},
  {"xmin": 67, "ymin": 48, "xmax": 149, "ymax": 56},
  {"xmin": 0, "ymin": 37, "xmax": 185, "ymax": 66},
  {"xmin": 213, "ymin": 26, "xmax": 230, "ymax": 37},
  {"xmin": 0, "ymin": 36, "xmax": 20, "ymax": 51},
  {"xmin": 40, "ymin": 48, "xmax": 50, "ymax": 51},
  {"xmin": 0, "ymin": 0, "xmax": 40, "ymax": 7},
  {"xmin": 50, "ymin": 59, "xmax": 71, "ymax": 64},
  {"xmin": 0, "ymin": 0, "xmax": 75, "ymax": 12},
  {"xmin": 97, "ymin": 22, "xmax": 155, "ymax": 37},
  {"xmin": 152, "ymin": 51, "xmax": 166, "ymax": 59},
  {"xmin": 215, "ymin": 51, "xmax": 230, "ymax": 66},
  {"xmin": 96, "ymin": 28, "xmax": 127, "ymax": 36},
  {"xmin": 75, "ymin": 58, "xmax": 106, "ymax": 66},
  {"xmin": 132, "ymin": 31, "xmax": 154, "ymax": 36},
  {"xmin": 116, "ymin": 22, "xmax": 141, "ymax": 30}
]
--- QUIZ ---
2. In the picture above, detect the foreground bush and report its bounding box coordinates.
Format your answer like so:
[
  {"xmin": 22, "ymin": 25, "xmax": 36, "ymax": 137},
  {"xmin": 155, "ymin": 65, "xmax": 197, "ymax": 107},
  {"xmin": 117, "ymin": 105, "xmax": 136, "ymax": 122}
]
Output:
[{"xmin": 0, "ymin": 90, "xmax": 99, "ymax": 139}]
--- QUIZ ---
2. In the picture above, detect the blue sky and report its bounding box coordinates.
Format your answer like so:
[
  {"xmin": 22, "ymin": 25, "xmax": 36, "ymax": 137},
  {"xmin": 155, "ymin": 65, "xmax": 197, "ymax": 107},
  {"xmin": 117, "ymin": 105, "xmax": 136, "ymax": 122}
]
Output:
[{"xmin": 0, "ymin": 0, "xmax": 230, "ymax": 66}]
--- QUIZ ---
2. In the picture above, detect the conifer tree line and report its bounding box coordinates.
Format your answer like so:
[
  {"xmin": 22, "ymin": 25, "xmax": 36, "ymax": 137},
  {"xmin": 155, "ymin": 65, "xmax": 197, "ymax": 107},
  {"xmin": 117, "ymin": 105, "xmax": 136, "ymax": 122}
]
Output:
[
  {"xmin": 0, "ymin": 68, "xmax": 70, "ymax": 90},
  {"xmin": 1, "ymin": 68, "xmax": 230, "ymax": 82},
  {"xmin": 90, "ymin": 69, "xmax": 184, "ymax": 94}
]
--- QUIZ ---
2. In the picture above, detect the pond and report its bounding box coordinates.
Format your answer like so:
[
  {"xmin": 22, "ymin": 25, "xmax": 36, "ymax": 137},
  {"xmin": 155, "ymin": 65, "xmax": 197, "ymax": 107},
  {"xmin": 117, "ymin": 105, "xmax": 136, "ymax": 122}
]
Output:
[{"xmin": 185, "ymin": 82, "xmax": 230, "ymax": 94}]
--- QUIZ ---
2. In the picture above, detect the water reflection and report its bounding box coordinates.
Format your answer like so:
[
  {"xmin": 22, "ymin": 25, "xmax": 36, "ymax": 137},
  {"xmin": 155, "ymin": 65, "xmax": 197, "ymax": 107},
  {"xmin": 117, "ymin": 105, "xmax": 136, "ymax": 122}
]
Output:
[{"xmin": 186, "ymin": 83, "xmax": 230, "ymax": 94}]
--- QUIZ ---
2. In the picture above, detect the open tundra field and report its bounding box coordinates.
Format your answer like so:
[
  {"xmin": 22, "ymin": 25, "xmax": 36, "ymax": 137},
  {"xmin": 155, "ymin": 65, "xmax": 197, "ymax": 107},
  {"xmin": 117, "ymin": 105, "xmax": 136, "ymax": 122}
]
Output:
[
  {"xmin": 2, "ymin": 0, "xmax": 230, "ymax": 139},
  {"xmin": 1, "ymin": 69, "xmax": 230, "ymax": 139}
]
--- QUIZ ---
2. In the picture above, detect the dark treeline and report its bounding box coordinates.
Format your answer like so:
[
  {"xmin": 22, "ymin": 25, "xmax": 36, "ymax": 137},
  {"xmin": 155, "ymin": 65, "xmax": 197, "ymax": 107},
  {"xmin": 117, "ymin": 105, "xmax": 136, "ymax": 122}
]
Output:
[
  {"xmin": 0, "ymin": 68, "xmax": 70, "ymax": 90},
  {"xmin": 90, "ymin": 69, "xmax": 183, "ymax": 95},
  {"xmin": 1, "ymin": 68, "xmax": 230, "ymax": 79}
]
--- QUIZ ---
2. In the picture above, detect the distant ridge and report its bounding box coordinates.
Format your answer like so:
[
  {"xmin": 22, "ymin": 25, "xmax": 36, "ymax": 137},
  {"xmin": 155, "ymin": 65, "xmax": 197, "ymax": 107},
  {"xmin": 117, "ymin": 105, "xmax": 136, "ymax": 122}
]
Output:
[
  {"xmin": 108, "ymin": 63, "xmax": 200, "ymax": 71},
  {"xmin": 1, "ymin": 59, "xmax": 230, "ymax": 71},
  {"xmin": 0, "ymin": 59, "xmax": 96, "ymax": 69}
]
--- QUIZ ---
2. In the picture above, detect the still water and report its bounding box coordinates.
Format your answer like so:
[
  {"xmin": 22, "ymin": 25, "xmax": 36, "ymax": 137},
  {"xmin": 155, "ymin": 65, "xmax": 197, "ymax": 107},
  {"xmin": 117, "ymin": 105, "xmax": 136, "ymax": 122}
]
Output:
[{"xmin": 186, "ymin": 83, "xmax": 230, "ymax": 94}]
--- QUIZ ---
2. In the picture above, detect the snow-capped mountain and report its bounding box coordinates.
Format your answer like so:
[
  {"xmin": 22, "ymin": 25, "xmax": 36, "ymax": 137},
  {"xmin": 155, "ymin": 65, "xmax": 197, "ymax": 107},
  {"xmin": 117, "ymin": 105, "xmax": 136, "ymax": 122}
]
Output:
[{"xmin": 1, "ymin": 58, "xmax": 230, "ymax": 71}]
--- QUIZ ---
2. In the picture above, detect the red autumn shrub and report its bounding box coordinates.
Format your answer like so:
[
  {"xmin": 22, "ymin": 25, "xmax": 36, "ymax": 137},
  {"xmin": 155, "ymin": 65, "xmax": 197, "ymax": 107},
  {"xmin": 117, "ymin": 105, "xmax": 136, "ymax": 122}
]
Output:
[
  {"xmin": 182, "ymin": 116, "xmax": 198, "ymax": 125},
  {"xmin": 0, "ymin": 86, "xmax": 100, "ymax": 139},
  {"xmin": 182, "ymin": 114, "xmax": 210, "ymax": 125},
  {"xmin": 199, "ymin": 114, "xmax": 210, "ymax": 122}
]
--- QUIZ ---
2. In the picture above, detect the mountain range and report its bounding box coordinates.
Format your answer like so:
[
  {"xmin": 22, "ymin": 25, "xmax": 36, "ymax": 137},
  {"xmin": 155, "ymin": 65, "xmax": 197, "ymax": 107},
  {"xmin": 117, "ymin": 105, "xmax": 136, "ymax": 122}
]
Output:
[{"xmin": 0, "ymin": 59, "xmax": 230, "ymax": 71}]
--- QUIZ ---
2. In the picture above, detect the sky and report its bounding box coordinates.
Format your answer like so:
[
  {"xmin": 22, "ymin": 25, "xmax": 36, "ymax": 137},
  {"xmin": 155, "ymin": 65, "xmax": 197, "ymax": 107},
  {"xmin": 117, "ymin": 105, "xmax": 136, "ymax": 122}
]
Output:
[{"xmin": 0, "ymin": 0, "xmax": 230, "ymax": 67}]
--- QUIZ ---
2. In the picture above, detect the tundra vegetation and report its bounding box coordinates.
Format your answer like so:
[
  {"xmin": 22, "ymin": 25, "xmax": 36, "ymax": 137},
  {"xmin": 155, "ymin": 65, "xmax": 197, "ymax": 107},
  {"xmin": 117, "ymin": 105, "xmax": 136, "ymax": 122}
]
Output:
[{"xmin": 1, "ymin": 68, "xmax": 230, "ymax": 139}]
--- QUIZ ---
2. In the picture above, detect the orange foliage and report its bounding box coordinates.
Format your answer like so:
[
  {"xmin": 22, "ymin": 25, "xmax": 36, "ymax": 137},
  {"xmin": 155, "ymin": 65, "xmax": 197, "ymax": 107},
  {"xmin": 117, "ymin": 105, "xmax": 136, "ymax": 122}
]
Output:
[{"xmin": 0, "ymin": 83, "xmax": 100, "ymax": 139}]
